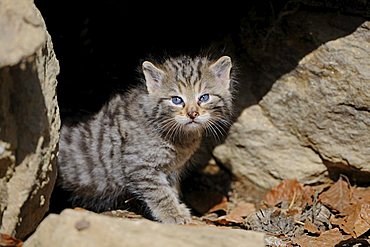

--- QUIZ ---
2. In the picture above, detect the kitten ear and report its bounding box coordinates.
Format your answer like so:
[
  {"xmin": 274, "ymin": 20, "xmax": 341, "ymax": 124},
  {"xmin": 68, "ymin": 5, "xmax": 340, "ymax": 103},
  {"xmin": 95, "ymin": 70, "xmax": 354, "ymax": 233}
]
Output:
[
  {"xmin": 142, "ymin": 61, "xmax": 165, "ymax": 93},
  {"xmin": 209, "ymin": 56, "xmax": 232, "ymax": 88}
]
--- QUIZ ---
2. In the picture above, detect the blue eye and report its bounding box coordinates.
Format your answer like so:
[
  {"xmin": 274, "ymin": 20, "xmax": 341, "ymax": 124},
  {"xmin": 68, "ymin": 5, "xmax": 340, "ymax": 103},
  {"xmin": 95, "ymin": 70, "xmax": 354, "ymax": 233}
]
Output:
[
  {"xmin": 199, "ymin": 94, "xmax": 209, "ymax": 103},
  {"xmin": 171, "ymin": 96, "xmax": 184, "ymax": 105}
]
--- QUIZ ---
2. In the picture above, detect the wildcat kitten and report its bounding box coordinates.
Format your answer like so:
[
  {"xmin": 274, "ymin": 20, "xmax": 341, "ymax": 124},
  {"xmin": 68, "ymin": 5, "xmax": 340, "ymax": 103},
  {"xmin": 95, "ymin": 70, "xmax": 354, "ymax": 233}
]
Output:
[{"xmin": 57, "ymin": 55, "xmax": 234, "ymax": 224}]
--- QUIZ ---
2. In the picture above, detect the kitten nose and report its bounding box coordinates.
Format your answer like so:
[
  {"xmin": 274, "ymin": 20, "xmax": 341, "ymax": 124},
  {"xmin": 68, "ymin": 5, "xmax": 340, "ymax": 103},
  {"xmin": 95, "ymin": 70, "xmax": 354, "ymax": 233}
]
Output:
[{"xmin": 187, "ymin": 110, "xmax": 199, "ymax": 119}]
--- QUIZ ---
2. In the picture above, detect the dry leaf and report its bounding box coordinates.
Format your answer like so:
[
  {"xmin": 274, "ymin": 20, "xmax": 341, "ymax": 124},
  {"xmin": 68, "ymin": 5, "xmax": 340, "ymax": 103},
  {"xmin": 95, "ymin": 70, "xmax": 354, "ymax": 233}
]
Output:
[
  {"xmin": 318, "ymin": 177, "xmax": 351, "ymax": 213},
  {"xmin": 354, "ymin": 203, "xmax": 370, "ymax": 237},
  {"xmin": 229, "ymin": 201, "xmax": 256, "ymax": 218},
  {"xmin": 206, "ymin": 201, "xmax": 256, "ymax": 225},
  {"xmin": 209, "ymin": 215, "xmax": 242, "ymax": 225},
  {"xmin": 354, "ymin": 204, "xmax": 370, "ymax": 237},
  {"xmin": 0, "ymin": 233, "xmax": 23, "ymax": 247},
  {"xmin": 310, "ymin": 183, "xmax": 331, "ymax": 195},
  {"xmin": 331, "ymin": 203, "xmax": 370, "ymax": 237},
  {"xmin": 304, "ymin": 219, "xmax": 321, "ymax": 234},
  {"xmin": 264, "ymin": 179, "xmax": 312, "ymax": 207},
  {"xmin": 294, "ymin": 228, "xmax": 351, "ymax": 247},
  {"xmin": 352, "ymin": 187, "xmax": 370, "ymax": 205},
  {"xmin": 286, "ymin": 207, "xmax": 302, "ymax": 217},
  {"xmin": 207, "ymin": 196, "xmax": 228, "ymax": 215}
]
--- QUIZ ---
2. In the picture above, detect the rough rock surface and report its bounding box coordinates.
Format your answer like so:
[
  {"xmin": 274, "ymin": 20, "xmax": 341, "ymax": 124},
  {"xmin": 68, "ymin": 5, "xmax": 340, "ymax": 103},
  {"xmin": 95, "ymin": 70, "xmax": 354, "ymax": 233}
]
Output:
[
  {"xmin": 0, "ymin": 0, "xmax": 45, "ymax": 67},
  {"xmin": 24, "ymin": 209, "xmax": 265, "ymax": 247},
  {"xmin": 260, "ymin": 21, "xmax": 370, "ymax": 180},
  {"xmin": 214, "ymin": 20, "xmax": 370, "ymax": 189},
  {"xmin": 0, "ymin": 0, "xmax": 60, "ymax": 239},
  {"xmin": 215, "ymin": 105, "xmax": 325, "ymax": 190}
]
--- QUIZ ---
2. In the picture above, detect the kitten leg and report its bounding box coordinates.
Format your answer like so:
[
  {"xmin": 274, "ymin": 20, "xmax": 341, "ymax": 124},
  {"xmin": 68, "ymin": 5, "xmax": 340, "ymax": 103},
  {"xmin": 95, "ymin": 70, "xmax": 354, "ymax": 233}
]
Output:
[
  {"xmin": 167, "ymin": 172, "xmax": 181, "ymax": 195},
  {"xmin": 130, "ymin": 175, "xmax": 191, "ymax": 224}
]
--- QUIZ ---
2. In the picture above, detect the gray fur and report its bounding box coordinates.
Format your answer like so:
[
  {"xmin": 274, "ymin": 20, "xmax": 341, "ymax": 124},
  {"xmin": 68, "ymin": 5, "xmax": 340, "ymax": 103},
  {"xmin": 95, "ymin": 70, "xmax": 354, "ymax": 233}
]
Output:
[{"xmin": 57, "ymin": 55, "xmax": 234, "ymax": 224}]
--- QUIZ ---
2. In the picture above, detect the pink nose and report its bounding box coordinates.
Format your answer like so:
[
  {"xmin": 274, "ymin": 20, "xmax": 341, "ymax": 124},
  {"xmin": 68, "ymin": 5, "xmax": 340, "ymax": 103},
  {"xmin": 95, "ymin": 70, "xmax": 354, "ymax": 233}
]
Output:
[{"xmin": 187, "ymin": 110, "xmax": 199, "ymax": 119}]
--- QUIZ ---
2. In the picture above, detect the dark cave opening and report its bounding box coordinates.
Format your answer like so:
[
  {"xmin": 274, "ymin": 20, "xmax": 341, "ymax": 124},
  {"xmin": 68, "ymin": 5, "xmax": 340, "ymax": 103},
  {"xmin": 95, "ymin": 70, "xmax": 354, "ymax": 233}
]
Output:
[{"xmin": 34, "ymin": 0, "xmax": 253, "ymax": 119}]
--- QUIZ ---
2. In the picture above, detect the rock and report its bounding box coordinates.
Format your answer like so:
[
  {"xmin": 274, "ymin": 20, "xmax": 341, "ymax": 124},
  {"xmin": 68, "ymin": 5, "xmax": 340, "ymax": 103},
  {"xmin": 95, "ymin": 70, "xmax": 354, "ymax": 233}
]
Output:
[
  {"xmin": 0, "ymin": 0, "xmax": 45, "ymax": 67},
  {"xmin": 214, "ymin": 20, "xmax": 370, "ymax": 190},
  {"xmin": 214, "ymin": 105, "xmax": 326, "ymax": 190},
  {"xmin": 24, "ymin": 209, "xmax": 265, "ymax": 247},
  {"xmin": 260, "ymin": 22, "xmax": 370, "ymax": 182},
  {"xmin": 0, "ymin": 0, "xmax": 60, "ymax": 240}
]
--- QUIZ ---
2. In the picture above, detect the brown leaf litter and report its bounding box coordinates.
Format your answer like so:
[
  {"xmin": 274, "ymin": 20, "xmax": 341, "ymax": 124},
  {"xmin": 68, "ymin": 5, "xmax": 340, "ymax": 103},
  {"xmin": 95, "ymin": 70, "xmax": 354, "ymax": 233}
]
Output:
[
  {"xmin": 0, "ymin": 233, "xmax": 22, "ymax": 247},
  {"xmin": 244, "ymin": 177, "xmax": 370, "ymax": 246}
]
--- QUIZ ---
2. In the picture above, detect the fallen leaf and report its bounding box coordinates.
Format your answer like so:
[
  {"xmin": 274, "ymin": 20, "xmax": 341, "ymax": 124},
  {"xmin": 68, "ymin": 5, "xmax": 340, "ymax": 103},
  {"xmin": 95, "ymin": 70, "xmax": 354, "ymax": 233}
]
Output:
[
  {"xmin": 310, "ymin": 183, "xmax": 331, "ymax": 195},
  {"xmin": 352, "ymin": 187, "xmax": 370, "ymax": 205},
  {"xmin": 0, "ymin": 233, "xmax": 23, "ymax": 247},
  {"xmin": 229, "ymin": 201, "xmax": 256, "ymax": 218},
  {"xmin": 293, "ymin": 228, "xmax": 351, "ymax": 247},
  {"xmin": 303, "ymin": 185, "xmax": 316, "ymax": 201},
  {"xmin": 286, "ymin": 207, "xmax": 302, "ymax": 217},
  {"xmin": 304, "ymin": 219, "xmax": 321, "ymax": 234},
  {"xmin": 207, "ymin": 196, "xmax": 228, "ymax": 215},
  {"xmin": 209, "ymin": 215, "xmax": 242, "ymax": 225},
  {"xmin": 202, "ymin": 213, "xmax": 219, "ymax": 224},
  {"xmin": 318, "ymin": 177, "xmax": 351, "ymax": 214},
  {"xmin": 206, "ymin": 201, "xmax": 256, "ymax": 225},
  {"xmin": 331, "ymin": 203, "xmax": 370, "ymax": 237},
  {"xmin": 354, "ymin": 203, "xmax": 370, "ymax": 237},
  {"xmin": 264, "ymin": 179, "xmax": 312, "ymax": 208}
]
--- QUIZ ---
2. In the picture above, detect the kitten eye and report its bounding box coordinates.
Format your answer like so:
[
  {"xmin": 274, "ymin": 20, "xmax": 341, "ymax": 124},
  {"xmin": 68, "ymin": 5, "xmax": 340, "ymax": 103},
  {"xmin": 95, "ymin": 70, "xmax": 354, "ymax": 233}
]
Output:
[
  {"xmin": 199, "ymin": 94, "xmax": 210, "ymax": 103},
  {"xmin": 171, "ymin": 96, "xmax": 184, "ymax": 105}
]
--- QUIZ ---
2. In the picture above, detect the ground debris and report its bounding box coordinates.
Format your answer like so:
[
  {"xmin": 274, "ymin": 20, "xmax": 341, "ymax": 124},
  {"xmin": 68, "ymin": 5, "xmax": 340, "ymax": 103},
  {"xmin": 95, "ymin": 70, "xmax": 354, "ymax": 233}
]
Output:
[
  {"xmin": 0, "ymin": 233, "xmax": 22, "ymax": 247},
  {"xmin": 319, "ymin": 177, "xmax": 352, "ymax": 214},
  {"xmin": 243, "ymin": 177, "xmax": 370, "ymax": 246},
  {"xmin": 101, "ymin": 209, "xmax": 145, "ymax": 220},
  {"xmin": 203, "ymin": 201, "xmax": 256, "ymax": 226},
  {"xmin": 293, "ymin": 228, "xmax": 351, "ymax": 247},
  {"xmin": 245, "ymin": 207, "xmax": 302, "ymax": 237},
  {"xmin": 263, "ymin": 179, "xmax": 313, "ymax": 208}
]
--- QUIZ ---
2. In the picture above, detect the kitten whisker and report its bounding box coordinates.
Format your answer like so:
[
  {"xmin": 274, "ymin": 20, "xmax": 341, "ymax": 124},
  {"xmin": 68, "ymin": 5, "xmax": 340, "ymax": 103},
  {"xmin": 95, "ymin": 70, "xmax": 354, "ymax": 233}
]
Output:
[
  {"xmin": 170, "ymin": 122, "xmax": 182, "ymax": 142},
  {"xmin": 164, "ymin": 120, "xmax": 178, "ymax": 141},
  {"xmin": 217, "ymin": 118, "xmax": 232, "ymax": 127},
  {"xmin": 214, "ymin": 120, "xmax": 229, "ymax": 136},
  {"xmin": 205, "ymin": 121, "xmax": 221, "ymax": 141},
  {"xmin": 208, "ymin": 119, "xmax": 227, "ymax": 138},
  {"xmin": 212, "ymin": 115, "xmax": 232, "ymax": 127},
  {"xmin": 158, "ymin": 119, "xmax": 176, "ymax": 133}
]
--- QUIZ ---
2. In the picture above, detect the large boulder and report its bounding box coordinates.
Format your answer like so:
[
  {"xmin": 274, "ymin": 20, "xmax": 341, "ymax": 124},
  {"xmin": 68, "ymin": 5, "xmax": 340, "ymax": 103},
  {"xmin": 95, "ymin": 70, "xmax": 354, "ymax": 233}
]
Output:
[
  {"xmin": 24, "ymin": 209, "xmax": 265, "ymax": 247},
  {"xmin": 0, "ymin": 0, "xmax": 60, "ymax": 239},
  {"xmin": 214, "ymin": 20, "xmax": 370, "ymax": 190}
]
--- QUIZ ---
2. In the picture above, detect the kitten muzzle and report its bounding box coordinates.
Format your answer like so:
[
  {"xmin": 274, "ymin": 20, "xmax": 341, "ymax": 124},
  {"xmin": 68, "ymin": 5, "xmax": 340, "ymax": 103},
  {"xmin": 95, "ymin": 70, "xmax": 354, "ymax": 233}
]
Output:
[{"xmin": 187, "ymin": 110, "xmax": 199, "ymax": 119}]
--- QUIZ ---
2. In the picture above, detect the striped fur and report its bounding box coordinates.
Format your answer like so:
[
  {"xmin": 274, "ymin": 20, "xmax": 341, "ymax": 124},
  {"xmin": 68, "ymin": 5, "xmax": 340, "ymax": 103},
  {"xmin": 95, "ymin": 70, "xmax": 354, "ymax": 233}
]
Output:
[{"xmin": 57, "ymin": 55, "xmax": 235, "ymax": 224}]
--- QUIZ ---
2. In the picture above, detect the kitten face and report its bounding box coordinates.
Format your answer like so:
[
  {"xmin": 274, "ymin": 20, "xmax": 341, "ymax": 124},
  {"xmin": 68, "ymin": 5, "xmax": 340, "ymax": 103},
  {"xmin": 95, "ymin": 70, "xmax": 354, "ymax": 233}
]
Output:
[{"xmin": 143, "ymin": 56, "xmax": 233, "ymax": 139}]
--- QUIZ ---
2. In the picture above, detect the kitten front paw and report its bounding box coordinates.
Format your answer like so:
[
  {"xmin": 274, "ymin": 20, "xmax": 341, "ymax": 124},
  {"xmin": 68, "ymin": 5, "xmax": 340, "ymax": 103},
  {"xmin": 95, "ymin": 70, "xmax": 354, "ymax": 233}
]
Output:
[{"xmin": 157, "ymin": 203, "xmax": 191, "ymax": 224}]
